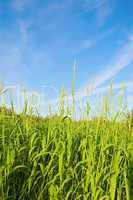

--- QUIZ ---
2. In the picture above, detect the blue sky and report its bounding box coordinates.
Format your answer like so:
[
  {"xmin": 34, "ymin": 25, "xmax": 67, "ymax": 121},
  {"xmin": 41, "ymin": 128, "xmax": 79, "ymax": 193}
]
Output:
[{"xmin": 0, "ymin": 0, "xmax": 133, "ymax": 112}]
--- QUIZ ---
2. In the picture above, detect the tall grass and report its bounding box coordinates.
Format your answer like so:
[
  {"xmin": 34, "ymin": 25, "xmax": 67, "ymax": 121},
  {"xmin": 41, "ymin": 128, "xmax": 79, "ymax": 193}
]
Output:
[{"xmin": 0, "ymin": 88, "xmax": 133, "ymax": 200}]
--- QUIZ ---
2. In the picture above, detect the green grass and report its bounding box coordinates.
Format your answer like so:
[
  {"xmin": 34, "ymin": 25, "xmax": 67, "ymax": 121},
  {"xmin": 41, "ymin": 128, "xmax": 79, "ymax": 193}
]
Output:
[{"xmin": 0, "ymin": 97, "xmax": 133, "ymax": 199}]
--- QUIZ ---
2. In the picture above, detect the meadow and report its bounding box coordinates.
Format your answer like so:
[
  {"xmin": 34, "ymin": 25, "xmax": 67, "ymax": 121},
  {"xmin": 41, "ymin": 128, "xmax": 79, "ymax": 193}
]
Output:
[{"xmin": 0, "ymin": 93, "xmax": 133, "ymax": 200}]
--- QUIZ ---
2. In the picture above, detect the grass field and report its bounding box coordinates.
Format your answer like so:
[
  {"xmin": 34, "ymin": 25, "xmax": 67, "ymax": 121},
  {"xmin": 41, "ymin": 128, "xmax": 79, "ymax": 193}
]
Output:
[{"xmin": 0, "ymin": 95, "xmax": 133, "ymax": 200}]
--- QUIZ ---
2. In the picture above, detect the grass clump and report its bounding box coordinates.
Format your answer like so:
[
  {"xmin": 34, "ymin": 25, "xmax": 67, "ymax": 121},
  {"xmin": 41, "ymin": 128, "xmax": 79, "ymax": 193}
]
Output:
[{"xmin": 0, "ymin": 100, "xmax": 133, "ymax": 199}]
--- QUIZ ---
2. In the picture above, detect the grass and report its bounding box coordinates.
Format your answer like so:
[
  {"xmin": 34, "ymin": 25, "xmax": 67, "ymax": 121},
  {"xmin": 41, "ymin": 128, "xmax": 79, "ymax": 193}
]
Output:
[{"xmin": 0, "ymin": 91, "xmax": 133, "ymax": 200}]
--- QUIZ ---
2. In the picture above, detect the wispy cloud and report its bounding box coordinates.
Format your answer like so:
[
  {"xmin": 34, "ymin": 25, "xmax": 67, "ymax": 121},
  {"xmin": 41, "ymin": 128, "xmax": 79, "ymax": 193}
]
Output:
[
  {"xmin": 75, "ymin": 27, "xmax": 115, "ymax": 53},
  {"xmin": 96, "ymin": 0, "xmax": 113, "ymax": 26},
  {"xmin": 47, "ymin": 34, "xmax": 133, "ymax": 106},
  {"xmin": 79, "ymin": 81, "xmax": 133, "ymax": 97},
  {"xmin": 82, "ymin": 0, "xmax": 114, "ymax": 26},
  {"xmin": 75, "ymin": 35, "xmax": 133, "ymax": 99}
]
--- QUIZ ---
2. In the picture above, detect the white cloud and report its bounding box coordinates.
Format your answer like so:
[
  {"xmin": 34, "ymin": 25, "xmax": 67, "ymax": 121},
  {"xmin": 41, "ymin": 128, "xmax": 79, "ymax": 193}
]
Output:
[
  {"xmin": 75, "ymin": 36, "xmax": 133, "ymax": 99},
  {"xmin": 80, "ymin": 81, "xmax": 133, "ymax": 97},
  {"xmin": 75, "ymin": 27, "xmax": 114, "ymax": 53},
  {"xmin": 96, "ymin": 1, "xmax": 113, "ymax": 26},
  {"xmin": 47, "ymin": 35, "xmax": 133, "ymax": 107},
  {"xmin": 82, "ymin": 0, "xmax": 113, "ymax": 26}
]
